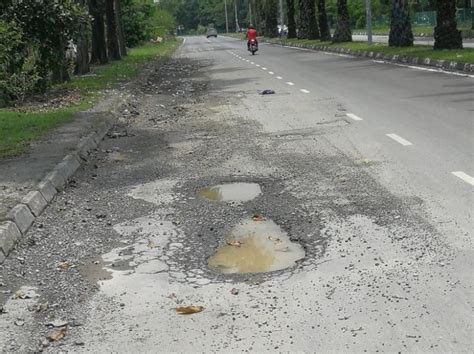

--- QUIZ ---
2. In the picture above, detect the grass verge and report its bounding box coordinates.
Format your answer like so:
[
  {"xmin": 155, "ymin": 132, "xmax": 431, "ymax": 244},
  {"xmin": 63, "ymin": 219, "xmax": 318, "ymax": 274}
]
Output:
[
  {"xmin": 271, "ymin": 38, "xmax": 474, "ymax": 63},
  {"xmin": 224, "ymin": 34, "xmax": 474, "ymax": 64},
  {"xmin": 0, "ymin": 40, "xmax": 180, "ymax": 159}
]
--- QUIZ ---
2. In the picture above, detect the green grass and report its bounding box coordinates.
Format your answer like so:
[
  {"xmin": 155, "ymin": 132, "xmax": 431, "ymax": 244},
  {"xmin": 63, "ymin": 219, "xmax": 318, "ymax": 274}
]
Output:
[
  {"xmin": 353, "ymin": 24, "xmax": 473, "ymax": 37},
  {"xmin": 223, "ymin": 33, "xmax": 474, "ymax": 63},
  {"xmin": 0, "ymin": 40, "xmax": 180, "ymax": 159},
  {"xmin": 271, "ymin": 38, "xmax": 474, "ymax": 64}
]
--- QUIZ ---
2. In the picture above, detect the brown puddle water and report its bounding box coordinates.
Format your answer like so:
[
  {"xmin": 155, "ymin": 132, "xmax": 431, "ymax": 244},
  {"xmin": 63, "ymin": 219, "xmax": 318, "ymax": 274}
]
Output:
[
  {"xmin": 198, "ymin": 183, "xmax": 262, "ymax": 203},
  {"xmin": 208, "ymin": 219, "xmax": 305, "ymax": 274}
]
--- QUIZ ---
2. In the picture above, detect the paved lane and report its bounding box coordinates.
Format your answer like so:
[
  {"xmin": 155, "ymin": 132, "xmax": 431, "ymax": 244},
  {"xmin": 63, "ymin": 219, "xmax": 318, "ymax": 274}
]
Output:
[{"xmin": 216, "ymin": 36, "xmax": 473, "ymax": 239}]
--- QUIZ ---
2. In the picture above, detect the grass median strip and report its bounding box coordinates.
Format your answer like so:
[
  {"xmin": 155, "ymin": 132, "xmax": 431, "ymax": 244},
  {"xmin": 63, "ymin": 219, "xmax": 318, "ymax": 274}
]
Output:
[
  {"xmin": 224, "ymin": 33, "xmax": 474, "ymax": 64},
  {"xmin": 0, "ymin": 40, "xmax": 180, "ymax": 159}
]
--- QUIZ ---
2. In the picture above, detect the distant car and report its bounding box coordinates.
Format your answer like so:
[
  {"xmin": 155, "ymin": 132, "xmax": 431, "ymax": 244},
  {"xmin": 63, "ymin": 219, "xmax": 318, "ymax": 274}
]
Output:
[{"xmin": 206, "ymin": 28, "xmax": 218, "ymax": 38}]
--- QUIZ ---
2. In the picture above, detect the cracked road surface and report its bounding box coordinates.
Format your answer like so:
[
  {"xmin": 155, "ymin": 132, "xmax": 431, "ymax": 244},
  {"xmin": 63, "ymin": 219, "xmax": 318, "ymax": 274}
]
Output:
[{"xmin": 0, "ymin": 36, "xmax": 472, "ymax": 352}]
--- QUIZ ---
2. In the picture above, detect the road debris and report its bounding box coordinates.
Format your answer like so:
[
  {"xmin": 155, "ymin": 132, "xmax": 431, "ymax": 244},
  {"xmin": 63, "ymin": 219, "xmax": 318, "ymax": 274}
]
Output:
[
  {"xmin": 226, "ymin": 240, "xmax": 243, "ymax": 247},
  {"xmin": 47, "ymin": 328, "xmax": 67, "ymax": 341},
  {"xmin": 259, "ymin": 89, "xmax": 275, "ymax": 95},
  {"xmin": 175, "ymin": 306, "xmax": 204, "ymax": 314}
]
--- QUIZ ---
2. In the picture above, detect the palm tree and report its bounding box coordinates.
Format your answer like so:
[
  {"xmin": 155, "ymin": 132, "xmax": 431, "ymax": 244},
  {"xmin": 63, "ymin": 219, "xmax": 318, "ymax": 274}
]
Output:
[
  {"xmin": 90, "ymin": 0, "xmax": 108, "ymax": 64},
  {"xmin": 317, "ymin": 0, "xmax": 330, "ymax": 41},
  {"xmin": 297, "ymin": 0, "xmax": 319, "ymax": 40},
  {"xmin": 388, "ymin": 0, "xmax": 413, "ymax": 46},
  {"xmin": 264, "ymin": 0, "xmax": 279, "ymax": 37},
  {"xmin": 286, "ymin": 0, "xmax": 297, "ymax": 38},
  {"xmin": 332, "ymin": 0, "xmax": 351, "ymax": 42},
  {"xmin": 433, "ymin": 0, "xmax": 462, "ymax": 49}
]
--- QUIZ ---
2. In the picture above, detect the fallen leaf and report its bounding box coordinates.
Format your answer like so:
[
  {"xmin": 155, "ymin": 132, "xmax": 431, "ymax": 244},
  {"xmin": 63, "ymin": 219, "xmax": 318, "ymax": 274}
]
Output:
[
  {"xmin": 230, "ymin": 288, "xmax": 239, "ymax": 295},
  {"xmin": 57, "ymin": 261, "xmax": 71, "ymax": 271},
  {"xmin": 167, "ymin": 293, "xmax": 177, "ymax": 299},
  {"xmin": 147, "ymin": 240, "xmax": 158, "ymax": 249},
  {"xmin": 226, "ymin": 240, "xmax": 243, "ymax": 247},
  {"xmin": 175, "ymin": 306, "xmax": 204, "ymax": 314},
  {"xmin": 47, "ymin": 328, "xmax": 67, "ymax": 342},
  {"xmin": 252, "ymin": 214, "xmax": 265, "ymax": 221}
]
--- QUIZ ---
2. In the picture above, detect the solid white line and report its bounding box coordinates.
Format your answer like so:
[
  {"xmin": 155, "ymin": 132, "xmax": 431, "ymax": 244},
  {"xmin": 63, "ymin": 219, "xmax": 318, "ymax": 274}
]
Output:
[
  {"xmin": 268, "ymin": 71, "xmax": 274, "ymax": 75},
  {"xmin": 451, "ymin": 171, "xmax": 474, "ymax": 186},
  {"xmin": 300, "ymin": 89, "xmax": 310, "ymax": 94},
  {"xmin": 276, "ymin": 76, "xmax": 283, "ymax": 79},
  {"xmin": 386, "ymin": 133, "xmax": 413, "ymax": 146},
  {"xmin": 346, "ymin": 113, "xmax": 363, "ymax": 121},
  {"xmin": 286, "ymin": 82, "xmax": 295, "ymax": 86}
]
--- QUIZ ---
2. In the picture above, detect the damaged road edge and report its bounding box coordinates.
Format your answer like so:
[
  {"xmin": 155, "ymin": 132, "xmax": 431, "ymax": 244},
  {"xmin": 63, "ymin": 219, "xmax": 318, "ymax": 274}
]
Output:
[{"xmin": 0, "ymin": 115, "xmax": 116, "ymax": 264}]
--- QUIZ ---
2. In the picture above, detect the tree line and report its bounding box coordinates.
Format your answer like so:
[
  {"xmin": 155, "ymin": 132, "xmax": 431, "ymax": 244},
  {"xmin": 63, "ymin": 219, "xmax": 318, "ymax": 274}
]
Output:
[
  {"xmin": 171, "ymin": 0, "xmax": 466, "ymax": 49},
  {"xmin": 0, "ymin": 0, "xmax": 176, "ymax": 106}
]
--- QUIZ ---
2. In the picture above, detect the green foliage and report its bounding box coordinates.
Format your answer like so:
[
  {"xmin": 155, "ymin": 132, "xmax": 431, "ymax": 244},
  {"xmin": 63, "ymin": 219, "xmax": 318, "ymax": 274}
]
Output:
[
  {"xmin": 122, "ymin": 0, "xmax": 176, "ymax": 47},
  {"xmin": 1, "ymin": 0, "xmax": 89, "ymax": 80},
  {"xmin": 0, "ymin": 20, "xmax": 41, "ymax": 106},
  {"xmin": 0, "ymin": 40, "xmax": 180, "ymax": 158}
]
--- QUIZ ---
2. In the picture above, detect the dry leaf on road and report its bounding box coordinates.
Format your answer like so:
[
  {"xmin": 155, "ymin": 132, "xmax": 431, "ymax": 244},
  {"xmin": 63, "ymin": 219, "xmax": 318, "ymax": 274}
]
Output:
[
  {"xmin": 226, "ymin": 240, "xmax": 243, "ymax": 247},
  {"xmin": 252, "ymin": 214, "xmax": 265, "ymax": 221},
  {"xmin": 175, "ymin": 306, "xmax": 204, "ymax": 314},
  {"xmin": 47, "ymin": 328, "xmax": 67, "ymax": 341},
  {"xmin": 57, "ymin": 261, "xmax": 71, "ymax": 271}
]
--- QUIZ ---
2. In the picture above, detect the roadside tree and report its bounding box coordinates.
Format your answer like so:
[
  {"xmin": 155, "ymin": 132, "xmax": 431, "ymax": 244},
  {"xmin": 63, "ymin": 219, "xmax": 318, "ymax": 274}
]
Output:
[
  {"xmin": 388, "ymin": 0, "xmax": 413, "ymax": 46},
  {"xmin": 434, "ymin": 0, "xmax": 463, "ymax": 49},
  {"xmin": 332, "ymin": 0, "xmax": 351, "ymax": 42}
]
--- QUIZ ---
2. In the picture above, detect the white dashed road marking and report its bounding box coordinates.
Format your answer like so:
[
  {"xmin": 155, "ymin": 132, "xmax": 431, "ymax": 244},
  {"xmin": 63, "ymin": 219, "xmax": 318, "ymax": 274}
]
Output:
[
  {"xmin": 268, "ymin": 71, "xmax": 274, "ymax": 75},
  {"xmin": 256, "ymin": 64, "xmax": 261, "ymax": 67},
  {"xmin": 262, "ymin": 67, "xmax": 267, "ymax": 70},
  {"xmin": 386, "ymin": 134, "xmax": 413, "ymax": 146},
  {"xmin": 286, "ymin": 82, "xmax": 295, "ymax": 86},
  {"xmin": 276, "ymin": 76, "xmax": 283, "ymax": 80},
  {"xmin": 250, "ymin": 62, "xmax": 255, "ymax": 64},
  {"xmin": 451, "ymin": 171, "xmax": 474, "ymax": 186},
  {"xmin": 346, "ymin": 113, "xmax": 363, "ymax": 121},
  {"xmin": 300, "ymin": 89, "xmax": 310, "ymax": 94}
]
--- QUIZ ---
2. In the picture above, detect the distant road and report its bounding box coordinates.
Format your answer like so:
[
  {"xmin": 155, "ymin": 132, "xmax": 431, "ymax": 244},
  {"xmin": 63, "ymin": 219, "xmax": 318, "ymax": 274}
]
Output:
[{"xmin": 352, "ymin": 34, "xmax": 474, "ymax": 48}]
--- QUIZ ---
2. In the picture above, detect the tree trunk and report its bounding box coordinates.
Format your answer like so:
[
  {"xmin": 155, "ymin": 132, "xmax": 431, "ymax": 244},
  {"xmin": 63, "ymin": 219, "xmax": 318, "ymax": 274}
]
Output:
[
  {"xmin": 52, "ymin": 40, "xmax": 70, "ymax": 83},
  {"xmin": 434, "ymin": 0, "xmax": 463, "ymax": 49},
  {"xmin": 297, "ymin": 0, "xmax": 319, "ymax": 39},
  {"xmin": 388, "ymin": 0, "xmax": 414, "ymax": 46},
  {"xmin": 264, "ymin": 0, "xmax": 279, "ymax": 37},
  {"xmin": 286, "ymin": 0, "xmax": 297, "ymax": 38},
  {"xmin": 106, "ymin": 0, "xmax": 121, "ymax": 60},
  {"xmin": 75, "ymin": 0, "xmax": 90, "ymax": 74},
  {"xmin": 317, "ymin": 0, "xmax": 331, "ymax": 41},
  {"xmin": 90, "ymin": 0, "xmax": 108, "ymax": 64},
  {"xmin": 332, "ymin": 0, "xmax": 351, "ymax": 42},
  {"xmin": 115, "ymin": 0, "xmax": 127, "ymax": 56}
]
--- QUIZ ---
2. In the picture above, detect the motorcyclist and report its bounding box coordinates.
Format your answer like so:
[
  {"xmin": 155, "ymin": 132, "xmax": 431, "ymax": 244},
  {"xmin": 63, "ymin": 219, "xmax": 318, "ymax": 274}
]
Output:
[{"xmin": 246, "ymin": 25, "xmax": 258, "ymax": 51}]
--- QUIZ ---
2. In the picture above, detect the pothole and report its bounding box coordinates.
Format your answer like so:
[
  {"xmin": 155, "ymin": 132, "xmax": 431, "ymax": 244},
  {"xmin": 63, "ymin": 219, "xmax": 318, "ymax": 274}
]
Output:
[
  {"xmin": 208, "ymin": 218, "xmax": 305, "ymax": 274},
  {"xmin": 198, "ymin": 183, "xmax": 262, "ymax": 203}
]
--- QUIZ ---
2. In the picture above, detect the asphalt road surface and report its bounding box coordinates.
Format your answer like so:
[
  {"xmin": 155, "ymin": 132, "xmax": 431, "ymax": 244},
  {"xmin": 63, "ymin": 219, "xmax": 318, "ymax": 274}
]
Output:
[
  {"xmin": 1, "ymin": 36, "xmax": 472, "ymax": 352},
  {"xmin": 352, "ymin": 34, "xmax": 474, "ymax": 48}
]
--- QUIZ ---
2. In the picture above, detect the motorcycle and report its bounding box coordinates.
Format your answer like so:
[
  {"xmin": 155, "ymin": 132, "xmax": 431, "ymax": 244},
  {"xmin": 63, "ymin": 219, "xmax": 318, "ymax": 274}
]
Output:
[{"xmin": 248, "ymin": 39, "xmax": 258, "ymax": 55}]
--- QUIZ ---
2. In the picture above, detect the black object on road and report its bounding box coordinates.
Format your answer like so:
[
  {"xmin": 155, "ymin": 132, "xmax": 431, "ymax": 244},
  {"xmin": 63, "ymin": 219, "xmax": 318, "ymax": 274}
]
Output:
[{"xmin": 259, "ymin": 89, "xmax": 275, "ymax": 95}]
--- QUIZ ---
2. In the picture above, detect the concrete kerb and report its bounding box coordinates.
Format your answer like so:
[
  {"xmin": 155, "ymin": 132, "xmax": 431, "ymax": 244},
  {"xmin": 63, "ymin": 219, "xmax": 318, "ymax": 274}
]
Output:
[
  {"xmin": 0, "ymin": 117, "xmax": 115, "ymax": 264},
  {"xmin": 267, "ymin": 39, "xmax": 474, "ymax": 74}
]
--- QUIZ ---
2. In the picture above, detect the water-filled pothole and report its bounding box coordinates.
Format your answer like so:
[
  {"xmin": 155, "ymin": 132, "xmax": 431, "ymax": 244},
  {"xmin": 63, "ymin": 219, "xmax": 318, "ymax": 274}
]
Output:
[
  {"xmin": 198, "ymin": 183, "xmax": 262, "ymax": 203},
  {"xmin": 208, "ymin": 218, "xmax": 305, "ymax": 274}
]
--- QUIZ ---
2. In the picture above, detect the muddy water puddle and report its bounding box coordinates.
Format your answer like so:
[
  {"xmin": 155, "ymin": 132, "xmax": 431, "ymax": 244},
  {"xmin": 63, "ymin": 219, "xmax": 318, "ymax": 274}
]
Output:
[
  {"xmin": 198, "ymin": 183, "xmax": 262, "ymax": 203},
  {"xmin": 208, "ymin": 218, "xmax": 305, "ymax": 274}
]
